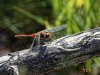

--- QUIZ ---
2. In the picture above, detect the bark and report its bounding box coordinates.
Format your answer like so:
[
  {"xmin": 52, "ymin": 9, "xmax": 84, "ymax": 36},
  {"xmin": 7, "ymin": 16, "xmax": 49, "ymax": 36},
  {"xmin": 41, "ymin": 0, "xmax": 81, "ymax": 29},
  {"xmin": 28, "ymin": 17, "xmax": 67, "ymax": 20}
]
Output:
[{"xmin": 0, "ymin": 27, "xmax": 100, "ymax": 75}]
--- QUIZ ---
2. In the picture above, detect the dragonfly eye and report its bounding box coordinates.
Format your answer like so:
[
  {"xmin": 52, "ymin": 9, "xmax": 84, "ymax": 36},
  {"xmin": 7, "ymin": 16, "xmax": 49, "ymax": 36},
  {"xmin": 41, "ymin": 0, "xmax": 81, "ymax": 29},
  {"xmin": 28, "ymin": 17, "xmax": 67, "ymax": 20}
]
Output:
[{"xmin": 45, "ymin": 33, "xmax": 50, "ymax": 38}]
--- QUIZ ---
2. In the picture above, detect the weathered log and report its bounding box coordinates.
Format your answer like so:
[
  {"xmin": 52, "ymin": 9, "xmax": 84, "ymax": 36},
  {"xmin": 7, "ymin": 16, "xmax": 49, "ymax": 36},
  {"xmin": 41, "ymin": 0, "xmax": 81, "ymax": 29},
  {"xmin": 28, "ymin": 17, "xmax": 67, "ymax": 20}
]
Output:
[{"xmin": 0, "ymin": 27, "xmax": 100, "ymax": 75}]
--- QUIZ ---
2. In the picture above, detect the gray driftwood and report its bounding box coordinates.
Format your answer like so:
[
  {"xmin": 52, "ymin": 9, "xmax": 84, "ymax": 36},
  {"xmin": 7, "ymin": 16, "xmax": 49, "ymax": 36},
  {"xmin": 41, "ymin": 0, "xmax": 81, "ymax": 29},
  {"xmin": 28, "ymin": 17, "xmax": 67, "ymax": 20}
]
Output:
[{"xmin": 0, "ymin": 27, "xmax": 100, "ymax": 75}]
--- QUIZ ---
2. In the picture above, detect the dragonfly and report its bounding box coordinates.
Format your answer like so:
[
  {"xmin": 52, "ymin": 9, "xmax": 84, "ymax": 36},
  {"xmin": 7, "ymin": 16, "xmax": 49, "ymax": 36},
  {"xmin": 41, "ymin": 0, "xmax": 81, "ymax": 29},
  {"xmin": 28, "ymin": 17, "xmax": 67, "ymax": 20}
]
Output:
[
  {"xmin": 15, "ymin": 24, "xmax": 67, "ymax": 50},
  {"xmin": 0, "ymin": 25, "xmax": 67, "ymax": 72}
]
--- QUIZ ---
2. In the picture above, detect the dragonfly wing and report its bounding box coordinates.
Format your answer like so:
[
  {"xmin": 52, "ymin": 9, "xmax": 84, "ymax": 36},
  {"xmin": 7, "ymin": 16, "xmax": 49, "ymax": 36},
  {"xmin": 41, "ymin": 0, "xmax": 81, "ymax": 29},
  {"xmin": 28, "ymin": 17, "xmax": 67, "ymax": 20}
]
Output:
[
  {"xmin": 43, "ymin": 24, "xmax": 67, "ymax": 32},
  {"xmin": 43, "ymin": 24, "xmax": 67, "ymax": 41}
]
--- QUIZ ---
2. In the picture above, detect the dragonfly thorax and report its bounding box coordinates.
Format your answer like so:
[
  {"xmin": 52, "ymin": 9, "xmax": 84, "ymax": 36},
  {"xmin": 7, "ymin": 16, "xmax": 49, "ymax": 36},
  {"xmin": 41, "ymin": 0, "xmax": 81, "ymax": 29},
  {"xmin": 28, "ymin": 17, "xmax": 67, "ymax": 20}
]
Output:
[{"xmin": 38, "ymin": 31, "xmax": 50, "ymax": 39}]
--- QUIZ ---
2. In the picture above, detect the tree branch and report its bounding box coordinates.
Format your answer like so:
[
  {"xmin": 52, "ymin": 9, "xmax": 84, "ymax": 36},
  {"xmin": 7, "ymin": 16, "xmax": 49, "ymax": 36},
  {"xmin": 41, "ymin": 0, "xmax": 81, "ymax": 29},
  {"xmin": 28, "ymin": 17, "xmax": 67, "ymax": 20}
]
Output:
[{"xmin": 1, "ymin": 27, "xmax": 100, "ymax": 75}]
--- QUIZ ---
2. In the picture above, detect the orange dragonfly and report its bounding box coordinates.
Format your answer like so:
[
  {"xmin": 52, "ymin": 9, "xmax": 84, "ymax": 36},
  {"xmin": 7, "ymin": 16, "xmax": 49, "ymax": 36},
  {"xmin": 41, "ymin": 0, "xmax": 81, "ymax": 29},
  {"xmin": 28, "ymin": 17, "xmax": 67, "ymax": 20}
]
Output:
[{"xmin": 15, "ymin": 25, "xmax": 67, "ymax": 50}]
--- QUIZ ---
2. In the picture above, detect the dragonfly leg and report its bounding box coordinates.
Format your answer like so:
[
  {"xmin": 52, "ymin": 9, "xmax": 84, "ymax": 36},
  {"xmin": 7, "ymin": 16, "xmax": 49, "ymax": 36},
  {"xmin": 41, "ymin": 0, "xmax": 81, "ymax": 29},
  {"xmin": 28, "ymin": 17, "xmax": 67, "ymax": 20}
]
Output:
[
  {"xmin": 37, "ymin": 33, "xmax": 40, "ymax": 46},
  {"xmin": 29, "ymin": 33, "xmax": 41, "ymax": 51},
  {"xmin": 29, "ymin": 38, "xmax": 35, "ymax": 51}
]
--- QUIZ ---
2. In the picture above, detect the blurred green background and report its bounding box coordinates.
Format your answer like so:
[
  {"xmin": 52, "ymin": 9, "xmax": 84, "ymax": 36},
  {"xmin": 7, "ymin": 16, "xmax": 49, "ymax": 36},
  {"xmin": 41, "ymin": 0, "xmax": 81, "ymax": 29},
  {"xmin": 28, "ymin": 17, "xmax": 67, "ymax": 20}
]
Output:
[{"xmin": 0, "ymin": 0, "xmax": 100, "ymax": 75}]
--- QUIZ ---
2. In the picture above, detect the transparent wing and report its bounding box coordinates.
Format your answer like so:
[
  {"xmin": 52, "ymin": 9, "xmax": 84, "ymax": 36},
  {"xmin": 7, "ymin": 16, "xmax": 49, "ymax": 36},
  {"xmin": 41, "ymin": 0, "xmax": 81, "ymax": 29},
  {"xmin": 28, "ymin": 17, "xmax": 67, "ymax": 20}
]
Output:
[
  {"xmin": 44, "ymin": 24, "xmax": 67, "ymax": 41},
  {"xmin": 43, "ymin": 24, "xmax": 67, "ymax": 32}
]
